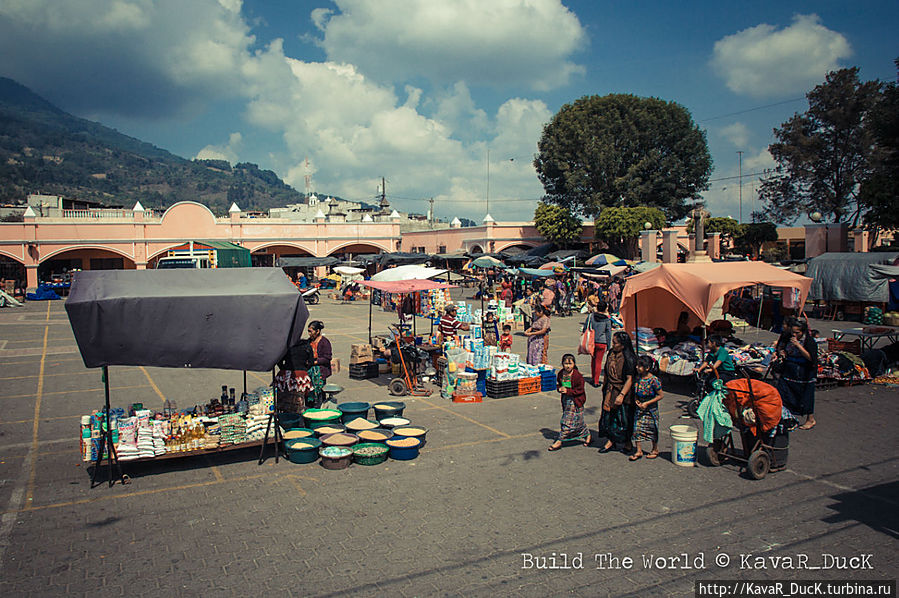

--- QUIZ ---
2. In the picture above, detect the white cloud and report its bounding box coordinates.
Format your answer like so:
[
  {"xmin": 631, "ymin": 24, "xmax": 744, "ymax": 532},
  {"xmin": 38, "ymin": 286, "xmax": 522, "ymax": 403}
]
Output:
[
  {"xmin": 0, "ymin": 0, "xmax": 260, "ymax": 117},
  {"xmin": 313, "ymin": 0, "xmax": 586, "ymax": 90},
  {"xmin": 719, "ymin": 122, "xmax": 750, "ymax": 148},
  {"xmin": 711, "ymin": 14, "xmax": 851, "ymax": 98},
  {"xmin": 196, "ymin": 132, "xmax": 243, "ymax": 164}
]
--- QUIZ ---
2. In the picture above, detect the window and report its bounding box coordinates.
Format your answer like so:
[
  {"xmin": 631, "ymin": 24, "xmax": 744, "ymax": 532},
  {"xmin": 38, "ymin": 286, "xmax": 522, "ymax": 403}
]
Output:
[{"xmin": 438, "ymin": 245, "xmax": 447, "ymax": 254}]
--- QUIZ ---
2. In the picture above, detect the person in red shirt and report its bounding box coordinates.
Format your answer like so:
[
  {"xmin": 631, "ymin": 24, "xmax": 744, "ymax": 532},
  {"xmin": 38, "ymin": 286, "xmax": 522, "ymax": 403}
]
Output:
[
  {"xmin": 499, "ymin": 324, "xmax": 513, "ymax": 351},
  {"xmin": 548, "ymin": 353, "xmax": 590, "ymax": 450}
]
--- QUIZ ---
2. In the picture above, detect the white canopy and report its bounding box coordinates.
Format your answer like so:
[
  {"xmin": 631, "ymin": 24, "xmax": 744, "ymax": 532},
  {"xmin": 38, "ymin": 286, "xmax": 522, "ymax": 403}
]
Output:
[
  {"xmin": 371, "ymin": 265, "xmax": 447, "ymax": 282},
  {"xmin": 333, "ymin": 266, "xmax": 365, "ymax": 276}
]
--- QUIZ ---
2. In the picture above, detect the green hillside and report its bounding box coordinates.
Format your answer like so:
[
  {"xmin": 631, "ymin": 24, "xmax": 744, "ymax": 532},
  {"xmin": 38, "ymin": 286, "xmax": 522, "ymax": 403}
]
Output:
[{"xmin": 0, "ymin": 77, "xmax": 307, "ymax": 214}]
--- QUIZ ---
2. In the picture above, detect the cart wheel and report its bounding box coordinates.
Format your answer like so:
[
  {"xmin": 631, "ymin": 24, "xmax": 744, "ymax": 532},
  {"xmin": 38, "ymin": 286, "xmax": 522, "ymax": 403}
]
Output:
[
  {"xmin": 705, "ymin": 444, "xmax": 721, "ymax": 467},
  {"xmin": 389, "ymin": 377, "xmax": 408, "ymax": 396},
  {"xmin": 835, "ymin": 310, "xmax": 844, "ymax": 321},
  {"xmin": 747, "ymin": 450, "xmax": 770, "ymax": 480},
  {"xmin": 687, "ymin": 398, "xmax": 700, "ymax": 419}
]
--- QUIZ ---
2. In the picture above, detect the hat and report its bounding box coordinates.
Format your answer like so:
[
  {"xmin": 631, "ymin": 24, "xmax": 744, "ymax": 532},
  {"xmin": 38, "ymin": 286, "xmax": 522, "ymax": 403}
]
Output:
[{"xmin": 445, "ymin": 304, "xmax": 457, "ymax": 313}]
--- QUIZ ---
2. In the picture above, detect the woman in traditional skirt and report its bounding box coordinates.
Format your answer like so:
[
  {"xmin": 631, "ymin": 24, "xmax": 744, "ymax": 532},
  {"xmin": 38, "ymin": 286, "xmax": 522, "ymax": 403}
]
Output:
[
  {"xmin": 631, "ymin": 355, "xmax": 663, "ymax": 460},
  {"xmin": 599, "ymin": 331, "xmax": 636, "ymax": 453},
  {"xmin": 548, "ymin": 354, "xmax": 591, "ymax": 450},
  {"xmin": 525, "ymin": 304, "xmax": 551, "ymax": 365},
  {"xmin": 775, "ymin": 317, "xmax": 818, "ymax": 429}
]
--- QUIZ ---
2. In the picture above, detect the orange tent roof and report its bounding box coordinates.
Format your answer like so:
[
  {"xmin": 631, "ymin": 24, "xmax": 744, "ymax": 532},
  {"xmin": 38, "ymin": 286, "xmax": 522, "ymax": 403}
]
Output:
[{"xmin": 620, "ymin": 262, "xmax": 813, "ymax": 332}]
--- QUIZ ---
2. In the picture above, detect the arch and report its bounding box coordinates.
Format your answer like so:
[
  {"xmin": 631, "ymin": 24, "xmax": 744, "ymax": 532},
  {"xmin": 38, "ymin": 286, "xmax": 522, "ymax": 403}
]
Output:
[
  {"xmin": 147, "ymin": 244, "xmax": 190, "ymax": 262},
  {"xmin": 468, "ymin": 244, "xmax": 484, "ymax": 254},
  {"xmin": 495, "ymin": 241, "xmax": 538, "ymax": 254},
  {"xmin": 40, "ymin": 244, "xmax": 135, "ymax": 263},
  {"xmin": 327, "ymin": 242, "xmax": 387, "ymax": 256},
  {"xmin": 159, "ymin": 201, "xmax": 218, "ymax": 225},
  {"xmin": 247, "ymin": 242, "xmax": 316, "ymax": 256},
  {"xmin": 0, "ymin": 248, "xmax": 24, "ymax": 264}
]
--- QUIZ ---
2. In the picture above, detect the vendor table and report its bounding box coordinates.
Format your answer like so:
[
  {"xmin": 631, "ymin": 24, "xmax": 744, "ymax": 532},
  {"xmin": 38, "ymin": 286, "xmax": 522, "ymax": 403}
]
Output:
[{"xmin": 831, "ymin": 327, "xmax": 899, "ymax": 352}]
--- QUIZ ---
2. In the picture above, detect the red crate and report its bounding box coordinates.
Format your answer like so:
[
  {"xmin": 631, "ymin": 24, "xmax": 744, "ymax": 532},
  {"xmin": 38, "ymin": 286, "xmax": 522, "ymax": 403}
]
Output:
[
  {"xmin": 518, "ymin": 377, "xmax": 541, "ymax": 395},
  {"xmin": 452, "ymin": 392, "xmax": 482, "ymax": 403}
]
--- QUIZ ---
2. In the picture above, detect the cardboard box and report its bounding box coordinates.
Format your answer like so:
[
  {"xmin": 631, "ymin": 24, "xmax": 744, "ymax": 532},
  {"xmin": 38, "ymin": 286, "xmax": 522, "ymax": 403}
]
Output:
[{"xmin": 350, "ymin": 343, "xmax": 374, "ymax": 362}]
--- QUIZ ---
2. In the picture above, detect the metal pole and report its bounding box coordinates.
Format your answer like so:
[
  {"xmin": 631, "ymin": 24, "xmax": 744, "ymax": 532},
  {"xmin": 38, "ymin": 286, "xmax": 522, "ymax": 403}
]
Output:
[
  {"xmin": 633, "ymin": 291, "xmax": 639, "ymax": 356},
  {"xmin": 737, "ymin": 150, "xmax": 743, "ymax": 223},
  {"xmin": 368, "ymin": 288, "xmax": 373, "ymax": 344}
]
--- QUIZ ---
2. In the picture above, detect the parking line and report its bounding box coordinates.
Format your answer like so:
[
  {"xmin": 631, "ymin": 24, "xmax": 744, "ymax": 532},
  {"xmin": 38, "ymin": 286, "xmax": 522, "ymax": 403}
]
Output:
[
  {"xmin": 23, "ymin": 303, "xmax": 51, "ymax": 509},
  {"xmin": 417, "ymin": 396, "xmax": 510, "ymax": 438},
  {"xmin": 0, "ymin": 384, "xmax": 151, "ymax": 401}
]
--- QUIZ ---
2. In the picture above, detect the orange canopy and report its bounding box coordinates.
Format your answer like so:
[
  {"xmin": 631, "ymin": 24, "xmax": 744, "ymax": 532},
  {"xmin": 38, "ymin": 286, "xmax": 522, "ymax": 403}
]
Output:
[{"xmin": 620, "ymin": 262, "xmax": 812, "ymax": 333}]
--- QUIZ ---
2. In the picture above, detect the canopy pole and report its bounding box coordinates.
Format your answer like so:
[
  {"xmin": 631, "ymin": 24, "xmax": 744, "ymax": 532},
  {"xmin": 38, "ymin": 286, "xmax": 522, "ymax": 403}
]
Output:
[
  {"xmin": 633, "ymin": 292, "xmax": 639, "ymax": 356},
  {"xmin": 258, "ymin": 369, "xmax": 282, "ymax": 465},
  {"xmin": 91, "ymin": 366, "xmax": 124, "ymax": 488},
  {"xmin": 368, "ymin": 289, "xmax": 373, "ymax": 345},
  {"xmin": 243, "ymin": 370, "xmax": 247, "ymax": 396}
]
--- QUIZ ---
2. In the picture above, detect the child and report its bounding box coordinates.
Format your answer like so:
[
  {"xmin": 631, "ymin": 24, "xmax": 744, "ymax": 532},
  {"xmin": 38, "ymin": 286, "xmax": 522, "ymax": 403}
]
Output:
[
  {"xmin": 482, "ymin": 312, "xmax": 499, "ymax": 346},
  {"xmin": 696, "ymin": 335, "xmax": 736, "ymax": 382},
  {"xmin": 548, "ymin": 354, "xmax": 590, "ymax": 450},
  {"xmin": 499, "ymin": 324, "xmax": 513, "ymax": 351},
  {"xmin": 631, "ymin": 355, "xmax": 663, "ymax": 460}
]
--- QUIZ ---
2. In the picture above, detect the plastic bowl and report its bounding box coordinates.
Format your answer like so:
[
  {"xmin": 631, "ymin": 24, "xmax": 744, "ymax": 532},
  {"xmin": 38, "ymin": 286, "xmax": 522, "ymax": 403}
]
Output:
[
  {"xmin": 352, "ymin": 442, "xmax": 389, "ymax": 466},
  {"xmin": 377, "ymin": 416, "xmax": 411, "ymax": 429},
  {"xmin": 302, "ymin": 408, "xmax": 342, "ymax": 429},
  {"xmin": 355, "ymin": 428, "xmax": 394, "ymax": 444},
  {"xmin": 386, "ymin": 437, "xmax": 421, "ymax": 460},
  {"xmin": 372, "ymin": 401, "xmax": 406, "ymax": 421},
  {"xmin": 312, "ymin": 423, "xmax": 347, "ymax": 437},
  {"xmin": 344, "ymin": 418, "xmax": 380, "ymax": 433},
  {"xmin": 392, "ymin": 426, "xmax": 428, "ymax": 448},
  {"xmin": 337, "ymin": 401, "xmax": 371, "ymax": 424},
  {"xmin": 320, "ymin": 432, "xmax": 359, "ymax": 447},
  {"xmin": 319, "ymin": 446, "xmax": 353, "ymax": 470},
  {"xmin": 278, "ymin": 412, "xmax": 303, "ymax": 430},
  {"xmin": 285, "ymin": 437, "xmax": 322, "ymax": 464},
  {"xmin": 282, "ymin": 428, "xmax": 315, "ymax": 450}
]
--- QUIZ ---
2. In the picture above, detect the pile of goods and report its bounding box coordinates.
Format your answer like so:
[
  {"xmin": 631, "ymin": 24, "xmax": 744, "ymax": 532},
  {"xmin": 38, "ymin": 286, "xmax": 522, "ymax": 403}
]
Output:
[
  {"xmin": 282, "ymin": 401, "xmax": 427, "ymax": 467},
  {"xmin": 79, "ymin": 386, "xmax": 277, "ymax": 462}
]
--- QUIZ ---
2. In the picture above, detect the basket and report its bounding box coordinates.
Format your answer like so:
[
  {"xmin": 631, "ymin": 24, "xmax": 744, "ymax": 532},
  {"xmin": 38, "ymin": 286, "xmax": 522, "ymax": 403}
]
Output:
[
  {"xmin": 518, "ymin": 376, "xmax": 541, "ymax": 395},
  {"xmin": 352, "ymin": 443, "xmax": 389, "ymax": 466},
  {"xmin": 826, "ymin": 338, "xmax": 861, "ymax": 355}
]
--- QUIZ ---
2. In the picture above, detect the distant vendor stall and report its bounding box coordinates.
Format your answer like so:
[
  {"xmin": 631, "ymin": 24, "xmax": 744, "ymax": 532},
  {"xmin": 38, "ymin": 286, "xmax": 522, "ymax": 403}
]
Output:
[{"xmin": 805, "ymin": 252, "xmax": 899, "ymax": 321}]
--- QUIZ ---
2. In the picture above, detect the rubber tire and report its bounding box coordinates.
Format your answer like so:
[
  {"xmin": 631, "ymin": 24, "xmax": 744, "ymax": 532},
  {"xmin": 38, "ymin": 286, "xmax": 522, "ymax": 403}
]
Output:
[
  {"xmin": 306, "ymin": 294, "xmax": 319, "ymax": 305},
  {"xmin": 747, "ymin": 450, "xmax": 771, "ymax": 480},
  {"xmin": 389, "ymin": 377, "xmax": 408, "ymax": 396},
  {"xmin": 687, "ymin": 398, "xmax": 700, "ymax": 419},
  {"xmin": 705, "ymin": 445, "xmax": 721, "ymax": 467}
]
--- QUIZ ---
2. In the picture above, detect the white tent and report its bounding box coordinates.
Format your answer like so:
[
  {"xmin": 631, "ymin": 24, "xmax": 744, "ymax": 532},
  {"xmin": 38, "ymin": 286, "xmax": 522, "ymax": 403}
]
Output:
[
  {"xmin": 370, "ymin": 265, "xmax": 447, "ymax": 282},
  {"xmin": 334, "ymin": 266, "xmax": 365, "ymax": 276}
]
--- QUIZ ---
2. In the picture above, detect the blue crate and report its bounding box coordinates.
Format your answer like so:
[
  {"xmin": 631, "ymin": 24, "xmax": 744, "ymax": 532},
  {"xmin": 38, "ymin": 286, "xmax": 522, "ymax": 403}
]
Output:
[
  {"xmin": 541, "ymin": 379, "xmax": 557, "ymax": 392},
  {"xmin": 476, "ymin": 379, "xmax": 486, "ymax": 395}
]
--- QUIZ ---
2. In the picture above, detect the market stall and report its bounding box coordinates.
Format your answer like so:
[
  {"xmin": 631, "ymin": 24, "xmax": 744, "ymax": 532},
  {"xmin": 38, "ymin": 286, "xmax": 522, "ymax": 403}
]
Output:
[
  {"xmin": 805, "ymin": 252, "xmax": 899, "ymax": 320},
  {"xmin": 618, "ymin": 262, "xmax": 812, "ymax": 376},
  {"xmin": 65, "ymin": 267, "xmax": 309, "ymax": 486}
]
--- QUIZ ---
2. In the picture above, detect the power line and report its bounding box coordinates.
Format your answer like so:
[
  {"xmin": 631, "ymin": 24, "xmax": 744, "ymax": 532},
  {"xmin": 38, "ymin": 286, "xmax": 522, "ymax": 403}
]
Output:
[{"xmin": 698, "ymin": 98, "xmax": 805, "ymax": 123}]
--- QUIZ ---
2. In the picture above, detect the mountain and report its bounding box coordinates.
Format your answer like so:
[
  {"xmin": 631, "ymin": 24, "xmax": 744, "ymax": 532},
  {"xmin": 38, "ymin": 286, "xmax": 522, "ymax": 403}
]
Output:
[{"xmin": 0, "ymin": 77, "xmax": 307, "ymax": 214}]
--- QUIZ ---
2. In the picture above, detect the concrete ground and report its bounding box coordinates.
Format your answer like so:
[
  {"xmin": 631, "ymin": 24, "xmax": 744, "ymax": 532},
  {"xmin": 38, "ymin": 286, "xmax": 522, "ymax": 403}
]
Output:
[{"xmin": 0, "ymin": 290, "xmax": 896, "ymax": 597}]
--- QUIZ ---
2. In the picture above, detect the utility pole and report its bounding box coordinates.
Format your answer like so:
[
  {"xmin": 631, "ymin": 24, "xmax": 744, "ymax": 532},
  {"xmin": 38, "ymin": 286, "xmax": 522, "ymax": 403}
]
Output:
[
  {"xmin": 486, "ymin": 148, "xmax": 490, "ymax": 217},
  {"xmin": 737, "ymin": 151, "xmax": 743, "ymax": 223},
  {"xmin": 428, "ymin": 197, "xmax": 435, "ymax": 227}
]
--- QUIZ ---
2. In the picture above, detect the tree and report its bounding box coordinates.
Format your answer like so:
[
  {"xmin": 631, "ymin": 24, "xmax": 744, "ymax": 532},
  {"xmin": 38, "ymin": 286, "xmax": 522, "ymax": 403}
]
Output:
[
  {"xmin": 533, "ymin": 202, "xmax": 583, "ymax": 248},
  {"xmin": 860, "ymin": 59, "xmax": 899, "ymax": 233},
  {"xmin": 759, "ymin": 67, "xmax": 883, "ymax": 224},
  {"xmin": 594, "ymin": 206, "xmax": 665, "ymax": 258},
  {"xmin": 737, "ymin": 223, "xmax": 779, "ymax": 259},
  {"xmin": 534, "ymin": 94, "xmax": 711, "ymax": 221}
]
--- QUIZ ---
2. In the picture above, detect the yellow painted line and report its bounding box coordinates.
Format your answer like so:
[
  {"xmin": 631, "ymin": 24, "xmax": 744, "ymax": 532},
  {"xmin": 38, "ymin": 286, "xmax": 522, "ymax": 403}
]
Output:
[
  {"xmin": 138, "ymin": 367, "xmax": 167, "ymax": 405},
  {"xmin": 416, "ymin": 396, "xmax": 510, "ymax": 438},
  {"xmin": 0, "ymin": 369, "xmax": 131, "ymax": 382},
  {"xmin": 285, "ymin": 475, "xmax": 307, "ymax": 497},
  {"xmin": 0, "ymin": 356, "xmax": 85, "ymax": 366},
  {"xmin": 0, "ymin": 384, "xmax": 150, "ymax": 400},
  {"xmin": 140, "ymin": 367, "xmax": 224, "ymax": 481},
  {"xmin": 0, "ymin": 414, "xmax": 80, "ymax": 425},
  {"xmin": 24, "ymin": 303, "xmax": 51, "ymax": 507},
  {"xmin": 15, "ymin": 473, "xmax": 271, "ymax": 514}
]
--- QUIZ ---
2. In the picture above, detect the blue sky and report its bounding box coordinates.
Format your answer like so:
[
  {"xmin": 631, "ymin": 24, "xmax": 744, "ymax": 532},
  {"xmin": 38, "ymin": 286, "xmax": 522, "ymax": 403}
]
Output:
[{"xmin": 0, "ymin": 1, "xmax": 895, "ymax": 223}]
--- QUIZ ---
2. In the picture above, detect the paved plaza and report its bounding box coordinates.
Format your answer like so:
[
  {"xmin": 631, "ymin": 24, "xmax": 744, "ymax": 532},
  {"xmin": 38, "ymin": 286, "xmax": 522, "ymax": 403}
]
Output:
[{"xmin": 0, "ymin": 291, "xmax": 896, "ymax": 597}]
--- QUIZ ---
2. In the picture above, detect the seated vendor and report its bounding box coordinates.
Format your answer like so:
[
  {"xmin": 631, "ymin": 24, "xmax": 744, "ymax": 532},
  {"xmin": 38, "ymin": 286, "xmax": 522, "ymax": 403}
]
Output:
[
  {"xmin": 696, "ymin": 335, "xmax": 737, "ymax": 382},
  {"xmin": 673, "ymin": 311, "xmax": 692, "ymax": 338}
]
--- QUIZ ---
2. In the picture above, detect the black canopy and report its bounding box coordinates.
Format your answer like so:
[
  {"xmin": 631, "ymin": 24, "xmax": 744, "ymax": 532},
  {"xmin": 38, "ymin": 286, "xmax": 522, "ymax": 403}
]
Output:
[
  {"xmin": 276, "ymin": 256, "xmax": 339, "ymax": 268},
  {"xmin": 65, "ymin": 268, "xmax": 308, "ymax": 371}
]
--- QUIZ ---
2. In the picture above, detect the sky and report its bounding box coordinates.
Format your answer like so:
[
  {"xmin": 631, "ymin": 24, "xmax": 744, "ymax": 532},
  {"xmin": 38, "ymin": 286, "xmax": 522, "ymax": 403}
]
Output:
[{"xmin": 0, "ymin": 0, "xmax": 896, "ymax": 224}]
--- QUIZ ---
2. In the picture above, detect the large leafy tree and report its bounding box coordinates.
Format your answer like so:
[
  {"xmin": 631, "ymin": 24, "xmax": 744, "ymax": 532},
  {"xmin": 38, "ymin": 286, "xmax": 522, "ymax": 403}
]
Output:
[
  {"xmin": 759, "ymin": 67, "xmax": 883, "ymax": 224},
  {"xmin": 594, "ymin": 206, "xmax": 666, "ymax": 258},
  {"xmin": 534, "ymin": 94, "xmax": 711, "ymax": 221},
  {"xmin": 533, "ymin": 202, "xmax": 583, "ymax": 248},
  {"xmin": 860, "ymin": 59, "xmax": 899, "ymax": 233},
  {"xmin": 737, "ymin": 223, "xmax": 779, "ymax": 259}
]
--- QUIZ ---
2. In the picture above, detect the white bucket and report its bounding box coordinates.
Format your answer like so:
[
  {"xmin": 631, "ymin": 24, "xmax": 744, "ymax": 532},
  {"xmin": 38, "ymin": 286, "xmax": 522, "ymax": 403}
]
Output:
[{"xmin": 669, "ymin": 425, "xmax": 698, "ymax": 467}]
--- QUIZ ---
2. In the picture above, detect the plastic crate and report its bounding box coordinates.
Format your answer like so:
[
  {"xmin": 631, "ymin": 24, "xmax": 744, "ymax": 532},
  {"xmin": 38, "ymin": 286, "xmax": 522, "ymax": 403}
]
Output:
[
  {"xmin": 349, "ymin": 361, "xmax": 380, "ymax": 380},
  {"xmin": 486, "ymin": 379, "xmax": 518, "ymax": 399},
  {"xmin": 541, "ymin": 378, "xmax": 557, "ymax": 392},
  {"xmin": 452, "ymin": 392, "xmax": 483, "ymax": 403},
  {"xmin": 476, "ymin": 379, "xmax": 486, "ymax": 395},
  {"xmin": 518, "ymin": 377, "xmax": 541, "ymax": 395}
]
